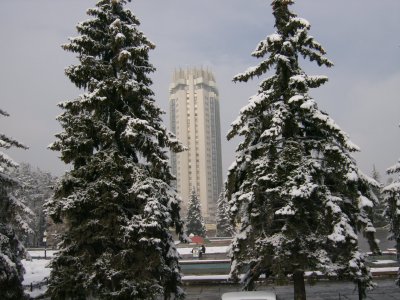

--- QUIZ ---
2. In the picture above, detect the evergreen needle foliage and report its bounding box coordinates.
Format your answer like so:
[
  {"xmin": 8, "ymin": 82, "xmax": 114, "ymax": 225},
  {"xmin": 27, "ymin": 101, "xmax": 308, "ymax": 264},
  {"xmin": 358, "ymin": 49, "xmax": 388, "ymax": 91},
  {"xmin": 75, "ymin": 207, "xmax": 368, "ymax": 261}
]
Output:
[
  {"xmin": 0, "ymin": 109, "xmax": 29, "ymax": 300},
  {"xmin": 10, "ymin": 163, "xmax": 55, "ymax": 248},
  {"xmin": 216, "ymin": 193, "xmax": 234, "ymax": 237},
  {"xmin": 45, "ymin": 1, "xmax": 186, "ymax": 299},
  {"xmin": 383, "ymin": 159, "xmax": 400, "ymax": 286},
  {"xmin": 226, "ymin": 0, "xmax": 380, "ymax": 297},
  {"xmin": 185, "ymin": 188, "xmax": 206, "ymax": 237},
  {"xmin": 369, "ymin": 165, "xmax": 387, "ymax": 228}
]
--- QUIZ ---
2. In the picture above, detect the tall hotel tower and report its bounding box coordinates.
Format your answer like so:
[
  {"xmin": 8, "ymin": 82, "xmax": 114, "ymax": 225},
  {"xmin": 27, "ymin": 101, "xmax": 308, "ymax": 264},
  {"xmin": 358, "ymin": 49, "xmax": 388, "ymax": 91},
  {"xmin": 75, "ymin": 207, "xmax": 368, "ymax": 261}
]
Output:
[{"xmin": 169, "ymin": 68, "xmax": 223, "ymax": 223}]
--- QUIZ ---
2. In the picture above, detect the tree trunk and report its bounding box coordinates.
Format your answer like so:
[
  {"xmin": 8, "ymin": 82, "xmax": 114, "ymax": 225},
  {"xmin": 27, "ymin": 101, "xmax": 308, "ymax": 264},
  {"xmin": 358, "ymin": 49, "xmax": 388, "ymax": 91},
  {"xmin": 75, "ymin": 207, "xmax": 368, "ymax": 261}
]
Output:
[
  {"xmin": 293, "ymin": 269, "xmax": 306, "ymax": 300},
  {"xmin": 357, "ymin": 280, "xmax": 364, "ymax": 300},
  {"xmin": 163, "ymin": 291, "xmax": 171, "ymax": 300}
]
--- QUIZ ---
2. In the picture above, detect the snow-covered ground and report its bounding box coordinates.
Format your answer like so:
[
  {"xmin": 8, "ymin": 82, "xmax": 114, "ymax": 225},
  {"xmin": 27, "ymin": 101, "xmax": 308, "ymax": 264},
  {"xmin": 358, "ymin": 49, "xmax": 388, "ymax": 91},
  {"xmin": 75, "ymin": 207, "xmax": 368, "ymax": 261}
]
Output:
[
  {"xmin": 21, "ymin": 248, "xmax": 228, "ymax": 298},
  {"xmin": 370, "ymin": 267, "xmax": 399, "ymax": 273},
  {"xmin": 28, "ymin": 250, "xmax": 57, "ymax": 258},
  {"xmin": 178, "ymin": 246, "xmax": 229, "ymax": 255},
  {"xmin": 22, "ymin": 259, "xmax": 51, "ymax": 285},
  {"xmin": 371, "ymin": 260, "xmax": 398, "ymax": 265},
  {"xmin": 21, "ymin": 248, "xmax": 397, "ymax": 298},
  {"xmin": 25, "ymin": 285, "xmax": 48, "ymax": 299},
  {"xmin": 22, "ymin": 246, "xmax": 229, "ymax": 284},
  {"xmin": 26, "ymin": 246, "xmax": 229, "ymax": 257},
  {"xmin": 22, "ymin": 258, "xmax": 51, "ymax": 298}
]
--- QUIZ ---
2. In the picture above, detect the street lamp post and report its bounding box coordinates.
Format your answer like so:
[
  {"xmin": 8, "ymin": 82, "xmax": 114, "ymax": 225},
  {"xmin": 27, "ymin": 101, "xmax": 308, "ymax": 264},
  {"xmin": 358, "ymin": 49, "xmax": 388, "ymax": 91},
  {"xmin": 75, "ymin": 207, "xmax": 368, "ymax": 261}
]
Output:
[{"xmin": 43, "ymin": 230, "xmax": 47, "ymax": 259}]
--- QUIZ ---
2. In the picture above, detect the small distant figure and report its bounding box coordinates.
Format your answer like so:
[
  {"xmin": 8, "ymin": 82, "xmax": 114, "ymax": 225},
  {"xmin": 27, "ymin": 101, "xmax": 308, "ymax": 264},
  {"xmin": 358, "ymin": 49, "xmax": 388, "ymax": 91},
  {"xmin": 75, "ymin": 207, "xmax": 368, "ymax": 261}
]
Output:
[
  {"xmin": 201, "ymin": 244, "xmax": 206, "ymax": 254},
  {"xmin": 25, "ymin": 251, "xmax": 32, "ymax": 262},
  {"xmin": 191, "ymin": 247, "xmax": 202, "ymax": 258}
]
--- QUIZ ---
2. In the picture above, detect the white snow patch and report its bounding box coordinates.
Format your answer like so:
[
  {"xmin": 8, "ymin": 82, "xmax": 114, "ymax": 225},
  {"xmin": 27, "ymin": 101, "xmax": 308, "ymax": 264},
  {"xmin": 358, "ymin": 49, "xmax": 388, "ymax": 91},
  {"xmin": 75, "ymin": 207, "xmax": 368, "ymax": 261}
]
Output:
[
  {"xmin": 290, "ymin": 75, "xmax": 306, "ymax": 83},
  {"xmin": 383, "ymin": 181, "xmax": 400, "ymax": 193},
  {"xmin": 370, "ymin": 267, "xmax": 399, "ymax": 273},
  {"xmin": 345, "ymin": 140, "xmax": 361, "ymax": 151},
  {"xmin": 26, "ymin": 285, "xmax": 48, "ymax": 298},
  {"xmin": 0, "ymin": 253, "xmax": 16, "ymax": 269},
  {"xmin": 177, "ymin": 246, "xmax": 229, "ymax": 255},
  {"xmin": 291, "ymin": 17, "xmax": 310, "ymax": 28},
  {"xmin": 358, "ymin": 196, "xmax": 373, "ymax": 208},
  {"xmin": 275, "ymin": 205, "xmax": 295, "ymax": 216},
  {"xmin": 28, "ymin": 250, "xmax": 57, "ymax": 258},
  {"xmin": 372, "ymin": 260, "xmax": 397, "ymax": 265},
  {"xmin": 288, "ymin": 95, "xmax": 304, "ymax": 103},
  {"xmin": 275, "ymin": 54, "xmax": 290, "ymax": 63},
  {"xmin": 109, "ymin": 18, "xmax": 121, "ymax": 29},
  {"xmin": 22, "ymin": 259, "xmax": 51, "ymax": 285},
  {"xmin": 346, "ymin": 171, "xmax": 358, "ymax": 181},
  {"xmin": 116, "ymin": 32, "xmax": 125, "ymax": 40},
  {"xmin": 300, "ymin": 99, "xmax": 315, "ymax": 110},
  {"xmin": 268, "ymin": 33, "xmax": 282, "ymax": 43}
]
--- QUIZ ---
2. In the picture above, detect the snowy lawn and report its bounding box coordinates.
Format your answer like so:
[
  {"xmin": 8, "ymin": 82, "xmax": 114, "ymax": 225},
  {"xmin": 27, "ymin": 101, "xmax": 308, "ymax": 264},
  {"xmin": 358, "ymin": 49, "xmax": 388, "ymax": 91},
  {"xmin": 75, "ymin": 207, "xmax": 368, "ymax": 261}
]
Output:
[
  {"xmin": 22, "ymin": 259, "xmax": 51, "ymax": 285},
  {"xmin": 22, "ymin": 258, "xmax": 51, "ymax": 298}
]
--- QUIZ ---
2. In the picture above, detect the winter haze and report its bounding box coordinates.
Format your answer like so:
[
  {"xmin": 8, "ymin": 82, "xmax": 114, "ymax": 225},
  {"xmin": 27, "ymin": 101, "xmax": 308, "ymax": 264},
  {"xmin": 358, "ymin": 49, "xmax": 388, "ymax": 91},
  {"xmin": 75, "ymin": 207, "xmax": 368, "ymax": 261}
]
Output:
[{"xmin": 0, "ymin": 0, "xmax": 399, "ymax": 181}]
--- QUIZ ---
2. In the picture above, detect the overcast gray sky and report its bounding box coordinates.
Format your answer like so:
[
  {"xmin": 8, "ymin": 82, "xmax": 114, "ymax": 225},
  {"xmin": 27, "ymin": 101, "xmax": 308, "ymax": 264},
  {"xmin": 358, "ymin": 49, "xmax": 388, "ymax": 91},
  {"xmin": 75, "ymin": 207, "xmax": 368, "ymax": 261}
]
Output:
[{"xmin": 0, "ymin": 0, "xmax": 399, "ymax": 182}]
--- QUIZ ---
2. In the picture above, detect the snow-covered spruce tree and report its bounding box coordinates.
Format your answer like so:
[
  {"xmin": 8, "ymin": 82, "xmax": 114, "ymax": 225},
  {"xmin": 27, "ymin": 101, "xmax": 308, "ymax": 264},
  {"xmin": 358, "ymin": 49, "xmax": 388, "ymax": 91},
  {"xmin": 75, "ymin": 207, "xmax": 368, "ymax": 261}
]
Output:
[
  {"xmin": 10, "ymin": 163, "xmax": 55, "ymax": 247},
  {"xmin": 226, "ymin": 0, "xmax": 380, "ymax": 298},
  {"xmin": 383, "ymin": 159, "xmax": 400, "ymax": 286},
  {"xmin": 0, "ymin": 109, "xmax": 29, "ymax": 300},
  {"xmin": 185, "ymin": 188, "xmax": 206, "ymax": 237},
  {"xmin": 45, "ymin": 1, "xmax": 186, "ymax": 299},
  {"xmin": 216, "ymin": 193, "xmax": 234, "ymax": 237},
  {"xmin": 370, "ymin": 165, "xmax": 387, "ymax": 228}
]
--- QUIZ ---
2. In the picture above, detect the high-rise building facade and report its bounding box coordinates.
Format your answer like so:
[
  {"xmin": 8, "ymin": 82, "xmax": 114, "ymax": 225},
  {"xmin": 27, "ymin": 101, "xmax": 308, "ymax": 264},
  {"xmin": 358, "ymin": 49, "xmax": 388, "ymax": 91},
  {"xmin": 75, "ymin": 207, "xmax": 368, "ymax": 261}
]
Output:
[{"xmin": 169, "ymin": 68, "xmax": 223, "ymax": 223}]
